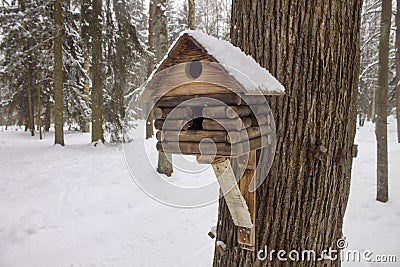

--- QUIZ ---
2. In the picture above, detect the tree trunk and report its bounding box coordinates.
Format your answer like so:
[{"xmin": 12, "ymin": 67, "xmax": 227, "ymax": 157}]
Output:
[
  {"xmin": 188, "ymin": 0, "xmax": 195, "ymax": 30},
  {"xmin": 91, "ymin": 0, "xmax": 104, "ymax": 143},
  {"xmin": 54, "ymin": 0, "xmax": 64, "ymax": 145},
  {"xmin": 154, "ymin": 0, "xmax": 173, "ymax": 176},
  {"xmin": 44, "ymin": 99, "xmax": 51, "ymax": 132},
  {"xmin": 36, "ymin": 74, "xmax": 42, "ymax": 140},
  {"xmin": 81, "ymin": 0, "xmax": 91, "ymax": 133},
  {"xmin": 396, "ymin": 0, "xmax": 400, "ymax": 143},
  {"xmin": 376, "ymin": 0, "xmax": 391, "ymax": 203},
  {"xmin": 27, "ymin": 55, "xmax": 34, "ymax": 137},
  {"xmin": 145, "ymin": 0, "xmax": 155, "ymax": 139},
  {"xmin": 213, "ymin": 1, "xmax": 362, "ymax": 266}
]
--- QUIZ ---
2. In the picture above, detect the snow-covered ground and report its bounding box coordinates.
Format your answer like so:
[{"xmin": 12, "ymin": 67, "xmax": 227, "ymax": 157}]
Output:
[
  {"xmin": 0, "ymin": 119, "xmax": 398, "ymax": 267},
  {"xmin": 343, "ymin": 118, "xmax": 400, "ymax": 266}
]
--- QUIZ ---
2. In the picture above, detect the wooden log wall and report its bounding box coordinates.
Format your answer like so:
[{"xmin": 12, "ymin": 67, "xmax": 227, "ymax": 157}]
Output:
[{"xmin": 154, "ymin": 92, "xmax": 273, "ymax": 157}]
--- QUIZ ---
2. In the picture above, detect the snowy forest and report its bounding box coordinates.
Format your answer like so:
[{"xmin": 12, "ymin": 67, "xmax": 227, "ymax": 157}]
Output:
[
  {"xmin": 0, "ymin": 0, "xmax": 399, "ymax": 266},
  {"xmin": 0, "ymin": 0, "xmax": 231, "ymax": 143}
]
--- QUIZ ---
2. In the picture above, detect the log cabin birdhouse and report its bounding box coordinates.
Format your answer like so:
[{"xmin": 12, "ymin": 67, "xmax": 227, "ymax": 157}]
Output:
[{"xmin": 140, "ymin": 30, "xmax": 285, "ymax": 251}]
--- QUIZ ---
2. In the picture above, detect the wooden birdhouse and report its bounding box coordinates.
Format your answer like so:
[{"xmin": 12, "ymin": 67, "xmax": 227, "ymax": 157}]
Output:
[{"xmin": 140, "ymin": 30, "xmax": 285, "ymax": 251}]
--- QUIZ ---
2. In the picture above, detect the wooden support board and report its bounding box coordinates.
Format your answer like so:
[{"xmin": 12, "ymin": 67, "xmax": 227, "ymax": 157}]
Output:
[
  {"xmin": 237, "ymin": 150, "xmax": 257, "ymax": 251},
  {"xmin": 212, "ymin": 158, "xmax": 253, "ymax": 229}
]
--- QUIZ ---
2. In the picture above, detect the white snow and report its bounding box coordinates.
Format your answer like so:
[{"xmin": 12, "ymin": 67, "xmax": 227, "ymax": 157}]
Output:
[
  {"xmin": 0, "ymin": 123, "xmax": 217, "ymax": 267},
  {"xmin": 140, "ymin": 30, "xmax": 285, "ymax": 99},
  {"xmin": 183, "ymin": 30, "xmax": 285, "ymax": 94},
  {"xmin": 0, "ymin": 118, "xmax": 399, "ymax": 266}
]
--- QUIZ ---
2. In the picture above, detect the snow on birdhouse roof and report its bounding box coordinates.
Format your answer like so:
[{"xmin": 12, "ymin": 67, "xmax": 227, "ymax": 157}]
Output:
[
  {"xmin": 139, "ymin": 30, "xmax": 285, "ymax": 101},
  {"xmin": 182, "ymin": 30, "xmax": 285, "ymax": 94}
]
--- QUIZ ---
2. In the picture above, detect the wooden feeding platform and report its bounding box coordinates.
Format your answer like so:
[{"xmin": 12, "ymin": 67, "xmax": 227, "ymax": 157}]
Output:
[{"xmin": 140, "ymin": 30, "xmax": 285, "ymax": 251}]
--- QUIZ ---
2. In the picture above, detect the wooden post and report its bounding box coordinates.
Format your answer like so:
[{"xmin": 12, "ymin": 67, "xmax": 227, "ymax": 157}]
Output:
[
  {"xmin": 237, "ymin": 150, "xmax": 257, "ymax": 251},
  {"xmin": 211, "ymin": 152, "xmax": 257, "ymax": 251},
  {"xmin": 211, "ymin": 158, "xmax": 253, "ymax": 229}
]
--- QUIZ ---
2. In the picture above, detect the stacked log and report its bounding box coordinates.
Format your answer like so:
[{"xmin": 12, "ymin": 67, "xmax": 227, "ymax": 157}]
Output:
[{"xmin": 154, "ymin": 93, "xmax": 273, "ymax": 157}]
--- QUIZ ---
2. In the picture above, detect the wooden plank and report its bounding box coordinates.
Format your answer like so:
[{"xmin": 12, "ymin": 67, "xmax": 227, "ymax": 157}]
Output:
[
  {"xmin": 161, "ymin": 130, "xmax": 227, "ymax": 143},
  {"xmin": 155, "ymin": 93, "xmax": 242, "ymax": 107},
  {"xmin": 238, "ymin": 150, "xmax": 257, "ymax": 251},
  {"xmin": 161, "ymin": 82, "xmax": 234, "ymax": 96},
  {"xmin": 202, "ymin": 105, "xmax": 269, "ymax": 119},
  {"xmin": 202, "ymin": 105, "xmax": 252, "ymax": 119},
  {"xmin": 226, "ymin": 106, "xmax": 252, "ymax": 118},
  {"xmin": 212, "ymin": 158, "xmax": 253, "ymax": 228},
  {"xmin": 156, "ymin": 141, "xmax": 242, "ymax": 156},
  {"xmin": 154, "ymin": 107, "xmax": 194, "ymax": 119},
  {"xmin": 227, "ymin": 125, "xmax": 271, "ymax": 144},
  {"xmin": 154, "ymin": 119, "xmax": 193, "ymax": 130},
  {"xmin": 156, "ymin": 135, "xmax": 269, "ymax": 156},
  {"xmin": 240, "ymin": 135, "xmax": 269, "ymax": 153},
  {"xmin": 202, "ymin": 117, "xmax": 252, "ymax": 131}
]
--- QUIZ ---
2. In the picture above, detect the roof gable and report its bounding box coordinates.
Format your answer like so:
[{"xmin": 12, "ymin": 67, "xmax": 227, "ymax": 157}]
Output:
[{"xmin": 140, "ymin": 30, "xmax": 285, "ymax": 101}]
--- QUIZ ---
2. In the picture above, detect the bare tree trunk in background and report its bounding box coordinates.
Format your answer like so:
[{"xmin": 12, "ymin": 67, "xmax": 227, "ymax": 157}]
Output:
[
  {"xmin": 145, "ymin": 0, "xmax": 155, "ymax": 139},
  {"xmin": 81, "ymin": 0, "xmax": 91, "ymax": 133},
  {"xmin": 376, "ymin": 0, "xmax": 391, "ymax": 203},
  {"xmin": 154, "ymin": 0, "xmax": 173, "ymax": 177},
  {"xmin": 44, "ymin": 99, "xmax": 51, "ymax": 132},
  {"xmin": 188, "ymin": 0, "xmax": 195, "ymax": 30},
  {"xmin": 91, "ymin": 0, "xmax": 105, "ymax": 143},
  {"xmin": 396, "ymin": 0, "xmax": 400, "ymax": 143},
  {"xmin": 54, "ymin": 0, "xmax": 64, "ymax": 146},
  {"xmin": 27, "ymin": 54, "xmax": 34, "ymax": 137},
  {"xmin": 213, "ymin": 1, "xmax": 362, "ymax": 266},
  {"xmin": 36, "ymin": 75, "xmax": 42, "ymax": 140}
]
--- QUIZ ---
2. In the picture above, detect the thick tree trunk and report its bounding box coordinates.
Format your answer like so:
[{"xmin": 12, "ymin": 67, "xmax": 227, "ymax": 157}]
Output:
[
  {"xmin": 213, "ymin": 1, "xmax": 362, "ymax": 266},
  {"xmin": 145, "ymin": 0, "xmax": 155, "ymax": 139},
  {"xmin": 376, "ymin": 0, "xmax": 391, "ymax": 203},
  {"xmin": 54, "ymin": 0, "xmax": 64, "ymax": 145},
  {"xmin": 188, "ymin": 0, "xmax": 195, "ymax": 30},
  {"xmin": 91, "ymin": 0, "xmax": 105, "ymax": 143},
  {"xmin": 154, "ymin": 0, "xmax": 173, "ymax": 176},
  {"xmin": 396, "ymin": 0, "xmax": 400, "ymax": 143}
]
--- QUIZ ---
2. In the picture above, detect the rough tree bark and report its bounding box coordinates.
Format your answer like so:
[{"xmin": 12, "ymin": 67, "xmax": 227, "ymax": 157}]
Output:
[
  {"xmin": 376, "ymin": 0, "xmax": 391, "ymax": 203},
  {"xmin": 91, "ymin": 0, "xmax": 105, "ymax": 143},
  {"xmin": 188, "ymin": 0, "xmax": 195, "ymax": 30},
  {"xmin": 145, "ymin": 0, "xmax": 155, "ymax": 139},
  {"xmin": 396, "ymin": 0, "xmax": 400, "ymax": 143},
  {"xmin": 54, "ymin": 0, "xmax": 64, "ymax": 146},
  {"xmin": 154, "ymin": 0, "xmax": 173, "ymax": 176},
  {"xmin": 213, "ymin": 1, "xmax": 362, "ymax": 266}
]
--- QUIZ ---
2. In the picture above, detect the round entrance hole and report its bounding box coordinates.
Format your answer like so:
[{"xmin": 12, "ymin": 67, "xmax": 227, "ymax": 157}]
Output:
[{"xmin": 186, "ymin": 60, "xmax": 202, "ymax": 79}]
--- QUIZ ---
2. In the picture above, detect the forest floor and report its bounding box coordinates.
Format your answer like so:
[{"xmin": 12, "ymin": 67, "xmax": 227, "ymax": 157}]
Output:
[{"xmin": 0, "ymin": 119, "xmax": 399, "ymax": 267}]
